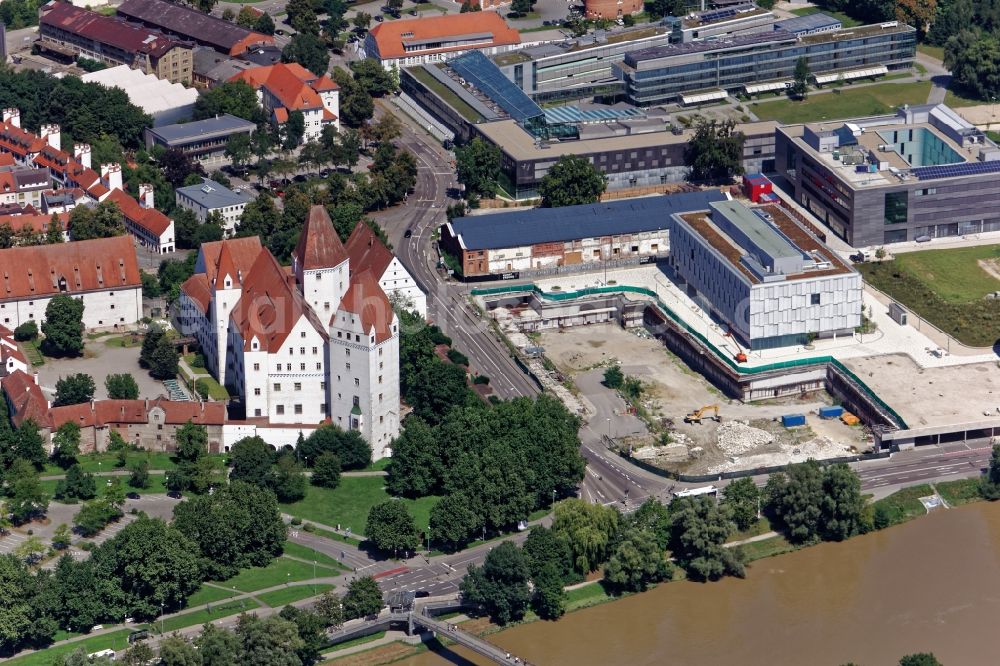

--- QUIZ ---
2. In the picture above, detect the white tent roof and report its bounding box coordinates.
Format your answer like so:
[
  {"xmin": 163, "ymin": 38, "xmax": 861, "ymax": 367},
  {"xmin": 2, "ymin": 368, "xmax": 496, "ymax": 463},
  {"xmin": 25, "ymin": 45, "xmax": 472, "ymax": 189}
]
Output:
[
  {"xmin": 681, "ymin": 90, "xmax": 727, "ymax": 105},
  {"xmin": 814, "ymin": 65, "xmax": 888, "ymax": 85},
  {"xmin": 81, "ymin": 66, "xmax": 199, "ymax": 118},
  {"xmin": 744, "ymin": 80, "xmax": 792, "ymax": 94}
]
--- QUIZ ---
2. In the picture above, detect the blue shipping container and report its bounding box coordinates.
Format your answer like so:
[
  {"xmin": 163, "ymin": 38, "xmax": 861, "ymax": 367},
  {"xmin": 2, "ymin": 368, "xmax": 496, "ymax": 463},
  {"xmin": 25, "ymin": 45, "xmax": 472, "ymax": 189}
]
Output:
[
  {"xmin": 818, "ymin": 406, "xmax": 844, "ymax": 419},
  {"xmin": 781, "ymin": 414, "xmax": 806, "ymax": 427}
]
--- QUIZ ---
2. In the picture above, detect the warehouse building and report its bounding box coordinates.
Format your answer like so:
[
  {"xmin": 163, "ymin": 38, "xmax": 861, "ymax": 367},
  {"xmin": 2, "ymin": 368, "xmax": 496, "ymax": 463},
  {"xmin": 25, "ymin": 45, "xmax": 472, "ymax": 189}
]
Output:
[
  {"xmin": 775, "ymin": 103, "xmax": 1000, "ymax": 247},
  {"xmin": 144, "ymin": 114, "xmax": 257, "ymax": 163},
  {"xmin": 117, "ymin": 0, "xmax": 273, "ymax": 56},
  {"xmin": 615, "ymin": 21, "xmax": 916, "ymax": 106},
  {"xmin": 669, "ymin": 200, "xmax": 862, "ymax": 349},
  {"xmin": 441, "ymin": 189, "xmax": 728, "ymax": 279},
  {"xmin": 81, "ymin": 66, "xmax": 199, "ymax": 126},
  {"xmin": 38, "ymin": 1, "xmax": 193, "ymax": 84}
]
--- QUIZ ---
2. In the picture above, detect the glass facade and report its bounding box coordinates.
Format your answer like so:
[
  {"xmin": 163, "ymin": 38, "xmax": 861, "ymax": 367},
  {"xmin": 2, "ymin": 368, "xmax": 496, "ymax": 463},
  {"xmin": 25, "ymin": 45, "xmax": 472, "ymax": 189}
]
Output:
[{"xmin": 883, "ymin": 191, "xmax": 908, "ymax": 225}]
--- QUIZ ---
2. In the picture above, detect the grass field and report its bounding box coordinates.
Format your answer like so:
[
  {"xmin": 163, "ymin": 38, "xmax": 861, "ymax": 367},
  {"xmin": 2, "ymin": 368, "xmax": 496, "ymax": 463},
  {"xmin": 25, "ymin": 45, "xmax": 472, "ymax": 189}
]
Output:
[
  {"xmin": 936, "ymin": 478, "xmax": 983, "ymax": 506},
  {"xmin": 858, "ymin": 245, "xmax": 1000, "ymax": 347},
  {"xmin": 564, "ymin": 582, "xmax": 612, "ymax": 611},
  {"xmin": 258, "ymin": 583, "xmax": 335, "ymax": 607},
  {"xmin": 214, "ymin": 556, "xmax": 342, "ymax": 593},
  {"xmin": 187, "ymin": 584, "xmax": 237, "ymax": 607},
  {"xmin": 280, "ymin": 477, "xmax": 441, "ymax": 537},
  {"xmin": 148, "ymin": 598, "xmax": 261, "ymax": 635},
  {"xmin": 5, "ymin": 630, "xmax": 132, "ymax": 666},
  {"xmin": 872, "ymin": 484, "xmax": 932, "ymax": 527},
  {"xmin": 752, "ymin": 82, "xmax": 932, "ymax": 124},
  {"xmin": 789, "ymin": 6, "xmax": 861, "ymax": 27},
  {"xmin": 917, "ymin": 43, "xmax": 945, "ymax": 61},
  {"xmin": 944, "ymin": 88, "xmax": 984, "ymax": 108},
  {"xmin": 282, "ymin": 542, "xmax": 347, "ymax": 570},
  {"xmin": 42, "ymin": 451, "xmax": 220, "ymax": 475},
  {"xmin": 194, "ymin": 375, "xmax": 230, "ymax": 400},
  {"xmin": 740, "ymin": 535, "xmax": 796, "ymax": 562}
]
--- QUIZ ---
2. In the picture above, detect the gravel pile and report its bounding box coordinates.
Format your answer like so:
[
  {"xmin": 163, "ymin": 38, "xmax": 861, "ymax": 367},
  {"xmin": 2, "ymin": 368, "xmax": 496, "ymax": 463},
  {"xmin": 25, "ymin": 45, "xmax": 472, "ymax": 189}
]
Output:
[{"xmin": 717, "ymin": 421, "xmax": 774, "ymax": 455}]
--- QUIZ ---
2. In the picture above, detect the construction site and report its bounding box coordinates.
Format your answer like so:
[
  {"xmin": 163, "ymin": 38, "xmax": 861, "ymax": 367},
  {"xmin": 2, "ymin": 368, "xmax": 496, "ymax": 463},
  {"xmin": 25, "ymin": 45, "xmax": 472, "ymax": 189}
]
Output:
[{"xmin": 534, "ymin": 323, "xmax": 871, "ymax": 475}]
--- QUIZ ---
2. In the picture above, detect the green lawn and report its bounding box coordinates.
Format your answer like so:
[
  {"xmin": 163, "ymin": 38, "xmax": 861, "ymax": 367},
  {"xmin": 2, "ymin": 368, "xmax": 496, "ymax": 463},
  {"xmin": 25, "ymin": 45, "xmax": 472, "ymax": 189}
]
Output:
[
  {"xmin": 936, "ymin": 478, "xmax": 983, "ymax": 506},
  {"xmin": 740, "ymin": 535, "xmax": 795, "ymax": 562},
  {"xmin": 364, "ymin": 458, "xmax": 392, "ymax": 472},
  {"xmin": 565, "ymin": 582, "xmax": 612, "ymax": 611},
  {"xmin": 213, "ymin": 556, "xmax": 342, "ymax": 593},
  {"xmin": 43, "ymin": 451, "xmax": 195, "ymax": 475},
  {"xmin": 871, "ymin": 484, "xmax": 932, "ymax": 527},
  {"xmin": 727, "ymin": 517, "xmax": 773, "ymax": 543},
  {"xmin": 752, "ymin": 82, "xmax": 932, "ymax": 124},
  {"xmin": 789, "ymin": 6, "xmax": 861, "ymax": 27},
  {"xmin": 917, "ymin": 43, "xmax": 945, "ymax": 61},
  {"xmin": 258, "ymin": 583, "xmax": 334, "ymax": 607},
  {"xmin": 321, "ymin": 631, "xmax": 388, "ymax": 655},
  {"xmin": 187, "ymin": 584, "xmax": 237, "ymax": 607},
  {"xmin": 5, "ymin": 630, "xmax": 132, "ymax": 666},
  {"xmin": 304, "ymin": 525, "xmax": 363, "ymax": 547},
  {"xmin": 282, "ymin": 542, "xmax": 348, "ymax": 570},
  {"xmin": 23, "ymin": 339, "xmax": 44, "ymax": 366},
  {"xmin": 148, "ymin": 598, "xmax": 261, "ymax": 635},
  {"xmin": 103, "ymin": 334, "xmax": 142, "ymax": 348},
  {"xmin": 858, "ymin": 246, "xmax": 1000, "ymax": 347},
  {"xmin": 194, "ymin": 375, "xmax": 230, "ymax": 400},
  {"xmin": 944, "ymin": 88, "xmax": 986, "ymax": 108},
  {"xmin": 182, "ymin": 353, "xmax": 208, "ymax": 375},
  {"xmin": 280, "ymin": 477, "xmax": 441, "ymax": 537}
]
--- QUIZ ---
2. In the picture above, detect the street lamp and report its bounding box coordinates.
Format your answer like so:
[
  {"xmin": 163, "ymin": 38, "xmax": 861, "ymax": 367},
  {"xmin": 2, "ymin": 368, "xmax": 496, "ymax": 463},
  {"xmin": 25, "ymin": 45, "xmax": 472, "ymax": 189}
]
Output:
[
  {"xmin": 159, "ymin": 602, "xmax": 164, "ymax": 635},
  {"xmin": 313, "ymin": 561, "xmax": 316, "ymax": 596},
  {"xmin": 427, "ymin": 525, "xmax": 431, "ymax": 553},
  {"xmin": 552, "ymin": 489, "xmax": 556, "ymax": 507},
  {"xmin": 606, "ymin": 417, "xmax": 611, "ymax": 441}
]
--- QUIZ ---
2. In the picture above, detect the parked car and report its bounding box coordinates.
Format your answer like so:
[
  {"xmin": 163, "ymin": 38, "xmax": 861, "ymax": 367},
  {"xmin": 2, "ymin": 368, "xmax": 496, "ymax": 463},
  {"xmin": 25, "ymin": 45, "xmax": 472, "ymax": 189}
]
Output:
[
  {"xmin": 404, "ymin": 228, "xmax": 413, "ymax": 238},
  {"xmin": 167, "ymin": 491, "xmax": 183, "ymax": 499},
  {"xmin": 374, "ymin": 14, "xmax": 383, "ymax": 21},
  {"xmin": 275, "ymin": 29, "xmax": 285, "ymax": 35},
  {"xmin": 915, "ymin": 235, "xmax": 932, "ymax": 243},
  {"xmin": 126, "ymin": 492, "xmax": 140, "ymax": 500}
]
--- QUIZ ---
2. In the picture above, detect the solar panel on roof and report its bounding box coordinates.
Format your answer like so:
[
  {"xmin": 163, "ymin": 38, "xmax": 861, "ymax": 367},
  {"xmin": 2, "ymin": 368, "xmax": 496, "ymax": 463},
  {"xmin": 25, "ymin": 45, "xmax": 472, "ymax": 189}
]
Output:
[
  {"xmin": 912, "ymin": 160, "xmax": 1000, "ymax": 180},
  {"xmin": 449, "ymin": 51, "xmax": 544, "ymax": 124}
]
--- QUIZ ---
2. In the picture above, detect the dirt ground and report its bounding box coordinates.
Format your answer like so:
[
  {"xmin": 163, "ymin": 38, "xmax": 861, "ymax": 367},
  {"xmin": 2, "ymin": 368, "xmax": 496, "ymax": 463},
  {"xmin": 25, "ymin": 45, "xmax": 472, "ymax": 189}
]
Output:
[{"xmin": 538, "ymin": 324, "xmax": 867, "ymax": 474}]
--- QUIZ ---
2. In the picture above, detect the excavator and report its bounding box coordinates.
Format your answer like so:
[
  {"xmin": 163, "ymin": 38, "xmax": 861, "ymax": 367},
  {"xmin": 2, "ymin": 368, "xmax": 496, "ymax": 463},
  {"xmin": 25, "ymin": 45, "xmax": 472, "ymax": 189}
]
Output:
[{"xmin": 685, "ymin": 404, "xmax": 721, "ymax": 424}]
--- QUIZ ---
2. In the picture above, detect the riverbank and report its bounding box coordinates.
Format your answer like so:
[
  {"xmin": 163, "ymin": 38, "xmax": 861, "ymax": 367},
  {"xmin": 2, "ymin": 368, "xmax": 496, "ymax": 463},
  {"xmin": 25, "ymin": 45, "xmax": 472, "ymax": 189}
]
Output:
[{"xmin": 321, "ymin": 476, "xmax": 990, "ymax": 665}]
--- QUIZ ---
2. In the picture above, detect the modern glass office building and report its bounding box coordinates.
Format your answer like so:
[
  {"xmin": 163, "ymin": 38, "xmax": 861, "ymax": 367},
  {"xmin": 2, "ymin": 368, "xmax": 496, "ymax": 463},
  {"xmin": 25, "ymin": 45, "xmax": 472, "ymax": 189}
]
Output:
[{"xmin": 614, "ymin": 22, "xmax": 916, "ymax": 106}]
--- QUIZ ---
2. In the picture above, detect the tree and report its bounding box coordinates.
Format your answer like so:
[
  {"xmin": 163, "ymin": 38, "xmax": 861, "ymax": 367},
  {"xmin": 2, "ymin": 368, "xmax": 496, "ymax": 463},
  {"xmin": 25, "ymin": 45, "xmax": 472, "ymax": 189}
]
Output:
[
  {"xmin": 68, "ymin": 200, "xmax": 125, "ymax": 241},
  {"xmin": 188, "ymin": 0, "xmax": 217, "ymax": 12},
  {"xmin": 722, "ymin": 477, "xmax": 760, "ymax": 532},
  {"xmin": 983, "ymin": 445, "xmax": 1000, "ymax": 499},
  {"xmin": 531, "ymin": 562, "xmax": 566, "ymax": 620},
  {"xmin": 195, "ymin": 622, "xmax": 242, "ymax": 665},
  {"xmin": 644, "ymin": 0, "xmax": 685, "ymax": 18},
  {"xmin": 225, "ymin": 133, "xmax": 253, "ymax": 175},
  {"xmin": 314, "ymin": 590, "xmax": 345, "ymax": 628},
  {"xmin": 105, "ymin": 477, "xmax": 126, "ymax": 509},
  {"xmin": 332, "ymin": 67, "xmax": 374, "ymax": 127},
  {"xmin": 121, "ymin": 642, "xmax": 156, "ymax": 666},
  {"xmin": 460, "ymin": 541, "xmax": 531, "ymax": 625},
  {"xmin": 53, "ymin": 373, "xmax": 96, "ymax": 407},
  {"xmin": 256, "ymin": 12, "xmax": 276, "ymax": 34},
  {"xmin": 604, "ymin": 528, "xmax": 672, "ymax": 593},
  {"xmin": 229, "ymin": 436, "xmax": 274, "ymax": 488},
  {"xmin": 300, "ymin": 424, "xmax": 371, "ymax": 469},
  {"xmin": 361, "ymin": 114, "xmax": 402, "ymax": 148},
  {"xmin": 52, "ymin": 523, "xmax": 72, "ymax": 550},
  {"xmin": 51, "ymin": 422, "xmax": 81, "ymax": 469},
  {"xmin": 55, "ymin": 464, "xmax": 97, "ymax": 501},
  {"xmin": 161, "ymin": 148, "xmax": 204, "ymax": 187},
  {"xmin": 148, "ymin": 335, "xmax": 179, "ymax": 380},
  {"xmin": 283, "ymin": 110, "xmax": 306, "ymax": 149},
  {"xmin": 235, "ymin": 6, "xmax": 258, "ymax": 27},
  {"xmin": 13, "ymin": 321, "xmax": 37, "ymax": 341},
  {"xmin": 352, "ymin": 12, "xmax": 371, "ymax": 31},
  {"xmin": 455, "ymin": 138, "xmax": 500, "ymax": 200},
  {"xmin": 947, "ymin": 30, "xmax": 1000, "ymax": 101},
  {"xmin": 899, "ymin": 655, "xmax": 943, "ymax": 666},
  {"xmin": 46, "ymin": 214, "xmax": 63, "ymax": 244},
  {"xmin": 279, "ymin": 605, "xmax": 327, "ymax": 665},
  {"xmin": 42, "ymin": 294, "xmax": 85, "ymax": 357},
  {"xmin": 194, "ymin": 81, "xmax": 266, "ymax": 124},
  {"xmin": 172, "ymin": 481, "xmax": 286, "ymax": 579},
  {"xmin": 928, "ymin": 0, "xmax": 973, "ymax": 45},
  {"xmin": 405, "ymin": 359, "xmax": 473, "ymax": 425},
  {"xmin": 511, "ymin": 0, "xmax": 531, "ymax": 14},
  {"xmin": 0, "ymin": 553, "xmax": 49, "ymax": 652},
  {"xmin": 766, "ymin": 460, "xmax": 869, "ymax": 543},
  {"xmin": 15, "ymin": 420, "xmax": 46, "ymax": 468},
  {"xmin": 283, "ymin": 32, "xmax": 330, "ymax": 77},
  {"xmin": 603, "ymin": 365, "xmax": 624, "ymax": 389},
  {"xmin": 366, "ymin": 500, "xmax": 419, "ymax": 556},
  {"xmin": 386, "ymin": 418, "xmax": 442, "ymax": 497},
  {"xmin": 342, "ymin": 576, "xmax": 383, "ymax": 619},
  {"xmin": 551, "ymin": 499, "xmax": 621, "ymax": 575},
  {"xmin": 105, "ymin": 373, "xmax": 139, "ymax": 400},
  {"xmin": 429, "ymin": 492, "xmax": 479, "ymax": 551},
  {"xmin": 159, "ymin": 635, "xmax": 202, "ymax": 666},
  {"xmin": 235, "ymin": 614, "xmax": 305, "ymax": 666},
  {"xmin": 311, "ymin": 452, "xmax": 341, "ymax": 488},
  {"xmin": 538, "ymin": 155, "xmax": 607, "ymax": 208},
  {"xmin": 268, "ymin": 454, "xmax": 307, "ymax": 502},
  {"xmin": 668, "ymin": 496, "xmax": 744, "ymax": 581},
  {"xmin": 176, "ymin": 421, "xmax": 207, "ymax": 463},
  {"xmin": 684, "ymin": 118, "xmax": 746, "ymax": 183},
  {"xmin": 73, "ymin": 499, "xmax": 122, "ymax": 537},
  {"xmin": 140, "ymin": 324, "xmax": 164, "ymax": 369},
  {"xmin": 350, "ymin": 59, "xmax": 398, "ymax": 97},
  {"xmin": 8, "ymin": 459, "xmax": 48, "ymax": 524},
  {"xmin": 128, "ymin": 460, "xmax": 150, "ymax": 489},
  {"xmin": 791, "ymin": 56, "xmax": 809, "ymax": 99},
  {"xmin": 523, "ymin": 525, "xmax": 576, "ymax": 584},
  {"xmin": 14, "ymin": 535, "xmax": 45, "ymax": 565}
]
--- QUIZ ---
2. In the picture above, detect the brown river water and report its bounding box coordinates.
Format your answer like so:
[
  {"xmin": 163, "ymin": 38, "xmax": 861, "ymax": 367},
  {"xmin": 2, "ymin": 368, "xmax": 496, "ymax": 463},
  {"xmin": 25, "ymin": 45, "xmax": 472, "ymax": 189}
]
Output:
[{"xmin": 398, "ymin": 501, "xmax": 1000, "ymax": 666}]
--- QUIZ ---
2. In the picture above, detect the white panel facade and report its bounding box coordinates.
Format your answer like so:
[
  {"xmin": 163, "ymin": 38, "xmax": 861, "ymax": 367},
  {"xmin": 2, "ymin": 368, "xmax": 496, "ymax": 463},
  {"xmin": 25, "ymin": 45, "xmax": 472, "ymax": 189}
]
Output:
[
  {"xmin": 0, "ymin": 289, "xmax": 141, "ymax": 331},
  {"xmin": 378, "ymin": 257, "xmax": 427, "ymax": 318}
]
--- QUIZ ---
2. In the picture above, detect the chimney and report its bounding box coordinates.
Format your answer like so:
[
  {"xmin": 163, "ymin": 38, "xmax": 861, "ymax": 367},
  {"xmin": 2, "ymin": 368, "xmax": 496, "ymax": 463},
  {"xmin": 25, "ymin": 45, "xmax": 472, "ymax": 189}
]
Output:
[
  {"xmin": 90, "ymin": 399, "xmax": 95, "ymax": 411},
  {"xmin": 32, "ymin": 371, "xmax": 38, "ymax": 385},
  {"xmin": 138, "ymin": 183, "xmax": 154, "ymax": 209},
  {"xmin": 74, "ymin": 143, "xmax": 92, "ymax": 170},
  {"xmin": 2, "ymin": 108, "xmax": 20, "ymax": 128},
  {"xmin": 100, "ymin": 163, "xmax": 123, "ymax": 192},
  {"xmin": 40, "ymin": 124, "xmax": 60, "ymax": 151}
]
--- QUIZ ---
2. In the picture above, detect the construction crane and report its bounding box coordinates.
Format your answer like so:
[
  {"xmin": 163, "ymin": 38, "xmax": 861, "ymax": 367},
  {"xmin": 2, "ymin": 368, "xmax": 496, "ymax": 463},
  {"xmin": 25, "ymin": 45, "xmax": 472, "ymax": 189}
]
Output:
[{"xmin": 685, "ymin": 404, "xmax": 721, "ymax": 424}]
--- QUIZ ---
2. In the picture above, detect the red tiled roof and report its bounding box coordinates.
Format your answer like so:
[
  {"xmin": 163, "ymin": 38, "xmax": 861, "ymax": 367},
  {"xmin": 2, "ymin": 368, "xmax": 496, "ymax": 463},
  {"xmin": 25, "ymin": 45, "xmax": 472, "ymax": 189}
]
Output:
[
  {"xmin": 0, "ymin": 122, "xmax": 47, "ymax": 158},
  {"xmin": 0, "ymin": 325, "xmax": 27, "ymax": 374},
  {"xmin": 273, "ymin": 108, "xmax": 289, "ymax": 124},
  {"xmin": 345, "ymin": 222, "xmax": 394, "ymax": 278},
  {"xmin": 230, "ymin": 63, "xmax": 337, "ymax": 113},
  {"xmin": 294, "ymin": 205, "xmax": 348, "ymax": 271},
  {"xmin": 1, "ymin": 370, "xmax": 48, "ymax": 427},
  {"xmin": 40, "ymin": 1, "xmax": 186, "ymax": 59},
  {"xmin": 180, "ymin": 273, "xmax": 211, "ymax": 312},
  {"xmin": 199, "ymin": 237, "xmax": 262, "ymax": 284},
  {"xmin": 106, "ymin": 189, "xmax": 172, "ymax": 238},
  {"xmin": 213, "ymin": 240, "xmax": 241, "ymax": 291},
  {"xmin": 369, "ymin": 13, "xmax": 520, "ymax": 59},
  {"xmin": 0, "ymin": 153, "xmax": 16, "ymax": 167},
  {"xmin": 150, "ymin": 397, "xmax": 225, "ymax": 424},
  {"xmin": 0, "ymin": 211, "xmax": 69, "ymax": 235},
  {"xmin": 0, "ymin": 236, "xmax": 141, "ymax": 299},
  {"xmin": 322, "ymin": 109, "xmax": 337, "ymax": 122},
  {"xmin": 231, "ymin": 249, "xmax": 328, "ymax": 351},
  {"xmin": 117, "ymin": 0, "xmax": 273, "ymax": 55},
  {"xmin": 48, "ymin": 397, "xmax": 226, "ymax": 430},
  {"xmin": 337, "ymin": 269, "xmax": 394, "ymax": 344}
]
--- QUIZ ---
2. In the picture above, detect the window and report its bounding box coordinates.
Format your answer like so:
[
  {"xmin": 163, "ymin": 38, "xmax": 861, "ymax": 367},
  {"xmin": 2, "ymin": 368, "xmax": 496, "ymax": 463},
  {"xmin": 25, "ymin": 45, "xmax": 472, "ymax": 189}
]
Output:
[
  {"xmin": 810, "ymin": 293, "xmax": 821, "ymax": 305},
  {"xmin": 300, "ymin": 347, "xmax": 305, "ymax": 355},
  {"xmin": 353, "ymin": 396, "xmax": 360, "ymax": 406},
  {"xmin": 379, "ymin": 392, "xmax": 383, "ymax": 402},
  {"xmin": 294, "ymin": 382, "xmax": 302, "ymax": 391},
  {"xmin": 312, "ymin": 347, "xmax": 317, "ymax": 355},
  {"xmin": 254, "ymin": 388, "xmax": 261, "ymax": 396},
  {"xmin": 301, "ymin": 331, "xmax": 306, "ymax": 338},
  {"xmin": 320, "ymin": 381, "xmax": 326, "ymax": 389},
  {"xmin": 300, "ymin": 363, "xmax": 305, "ymax": 370},
  {"xmin": 884, "ymin": 191, "xmax": 908, "ymax": 225},
  {"xmin": 276, "ymin": 405, "xmax": 285, "ymax": 415},
  {"xmin": 110, "ymin": 304, "xmax": 115, "ymax": 310},
  {"xmin": 273, "ymin": 383, "xmax": 281, "ymax": 391},
  {"xmin": 378, "ymin": 375, "xmax": 382, "ymax": 384},
  {"xmin": 346, "ymin": 349, "xmax": 350, "ymax": 357},
  {"xmin": 355, "ymin": 378, "xmax": 360, "ymax": 387},
  {"xmin": 253, "ymin": 363, "xmax": 260, "ymax": 371},
  {"xmin": 254, "ymin": 408, "xmax": 262, "ymax": 416},
  {"xmin": 294, "ymin": 404, "xmax": 302, "ymax": 415},
  {"xmin": 346, "ymin": 362, "xmax": 351, "ymax": 371},
  {"xmin": 316, "ymin": 363, "xmax": 321, "ymax": 370}
]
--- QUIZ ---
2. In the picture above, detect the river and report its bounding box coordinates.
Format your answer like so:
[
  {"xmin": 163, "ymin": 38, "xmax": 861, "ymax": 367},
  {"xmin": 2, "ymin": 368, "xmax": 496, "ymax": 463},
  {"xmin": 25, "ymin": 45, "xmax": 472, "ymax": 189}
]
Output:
[{"xmin": 399, "ymin": 501, "xmax": 1000, "ymax": 666}]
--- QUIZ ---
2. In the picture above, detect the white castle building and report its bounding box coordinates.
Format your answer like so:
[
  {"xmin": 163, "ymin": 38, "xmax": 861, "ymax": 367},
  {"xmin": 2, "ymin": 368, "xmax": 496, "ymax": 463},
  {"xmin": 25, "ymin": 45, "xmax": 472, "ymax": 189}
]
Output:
[{"xmin": 178, "ymin": 206, "xmax": 420, "ymax": 458}]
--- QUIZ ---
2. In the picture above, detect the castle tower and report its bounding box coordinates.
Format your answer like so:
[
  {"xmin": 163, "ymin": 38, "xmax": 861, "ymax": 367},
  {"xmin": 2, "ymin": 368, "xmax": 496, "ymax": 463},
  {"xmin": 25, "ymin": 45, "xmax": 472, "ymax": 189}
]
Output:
[
  {"xmin": 292, "ymin": 205, "xmax": 349, "ymax": 317},
  {"xmin": 210, "ymin": 241, "xmax": 242, "ymax": 387}
]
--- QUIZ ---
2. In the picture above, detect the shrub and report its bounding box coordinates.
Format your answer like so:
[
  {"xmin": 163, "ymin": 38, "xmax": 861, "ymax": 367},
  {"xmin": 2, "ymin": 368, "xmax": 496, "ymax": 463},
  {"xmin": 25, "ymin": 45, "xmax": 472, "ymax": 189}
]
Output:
[
  {"xmin": 447, "ymin": 349, "xmax": 470, "ymax": 366},
  {"xmin": 473, "ymin": 375, "xmax": 490, "ymax": 385},
  {"xmin": 303, "ymin": 523, "xmax": 315, "ymax": 532},
  {"xmin": 290, "ymin": 517, "xmax": 302, "ymax": 526},
  {"xmin": 191, "ymin": 353, "xmax": 206, "ymax": 368},
  {"xmin": 13, "ymin": 321, "xmax": 37, "ymax": 341}
]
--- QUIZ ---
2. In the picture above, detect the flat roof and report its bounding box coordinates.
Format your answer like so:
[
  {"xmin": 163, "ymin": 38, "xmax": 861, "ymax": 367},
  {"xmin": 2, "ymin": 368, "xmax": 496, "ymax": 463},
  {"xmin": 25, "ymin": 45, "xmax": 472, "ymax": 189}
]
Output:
[
  {"xmin": 625, "ymin": 29, "xmax": 795, "ymax": 65},
  {"xmin": 450, "ymin": 189, "xmax": 728, "ymax": 250},
  {"xmin": 683, "ymin": 6, "xmax": 771, "ymax": 28},
  {"xmin": 676, "ymin": 203, "xmax": 854, "ymax": 284},
  {"xmin": 147, "ymin": 113, "xmax": 257, "ymax": 143},
  {"xmin": 475, "ymin": 118, "xmax": 779, "ymax": 162},
  {"xmin": 712, "ymin": 200, "xmax": 801, "ymax": 261},
  {"xmin": 176, "ymin": 178, "xmax": 250, "ymax": 209},
  {"xmin": 774, "ymin": 12, "xmax": 842, "ymax": 33}
]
